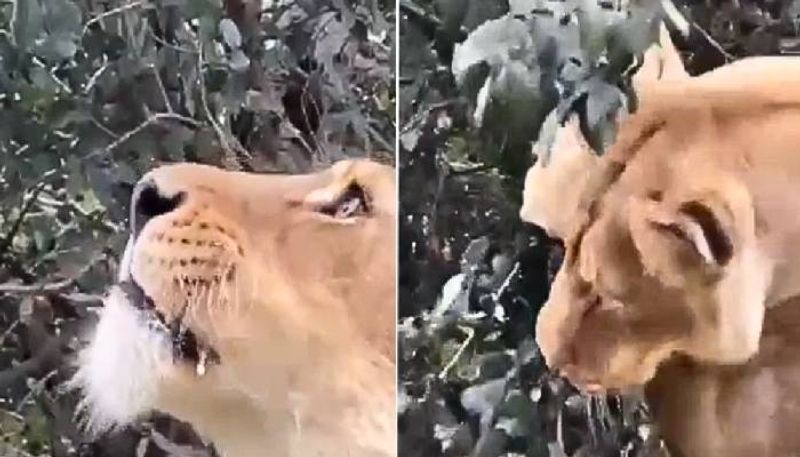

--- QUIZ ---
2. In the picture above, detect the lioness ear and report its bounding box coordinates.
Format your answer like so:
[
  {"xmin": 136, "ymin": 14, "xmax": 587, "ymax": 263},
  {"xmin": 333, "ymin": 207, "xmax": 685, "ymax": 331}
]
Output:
[
  {"xmin": 631, "ymin": 24, "xmax": 690, "ymax": 110},
  {"xmin": 520, "ymin": 116, "xmax": 600, "ymax": 239},
  {"xmin": 633, "ymin": 24, "xmax": 688, "ymax": 100}
]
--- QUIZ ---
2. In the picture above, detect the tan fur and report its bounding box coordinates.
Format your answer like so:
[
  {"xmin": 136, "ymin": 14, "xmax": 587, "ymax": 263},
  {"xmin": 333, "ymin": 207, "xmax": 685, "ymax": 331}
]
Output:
[
  {"xmin": 120, "ymin": 160, "xmax": 394, "ymax": 457},
  {"xmin": 522, "ymin": 31, "xmax": 800, "ymax": 456}
]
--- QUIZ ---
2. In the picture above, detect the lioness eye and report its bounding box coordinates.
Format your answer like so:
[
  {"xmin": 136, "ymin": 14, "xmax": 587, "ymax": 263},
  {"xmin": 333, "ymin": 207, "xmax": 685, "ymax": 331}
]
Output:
[{"xmin": 318, "ymin": 182, "xmax": 370, "ymax": 219}]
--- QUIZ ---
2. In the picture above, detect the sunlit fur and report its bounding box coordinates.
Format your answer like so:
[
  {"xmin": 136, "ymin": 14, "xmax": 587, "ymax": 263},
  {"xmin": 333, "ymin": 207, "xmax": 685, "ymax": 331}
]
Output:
[
  {"xmin": 522, "ymin": 32, "xmax": 800, "ymax": 456},
  {"xmin": 72, "ymin": 159, "xmax": 396, "ymax": 457}
]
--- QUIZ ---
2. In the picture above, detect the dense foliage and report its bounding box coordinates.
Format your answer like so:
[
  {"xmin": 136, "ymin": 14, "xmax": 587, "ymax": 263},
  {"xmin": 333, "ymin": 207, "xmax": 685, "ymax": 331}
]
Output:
[
  {"xmin": 0, "ymin": 0, "xmax": 394, "ymax": 455},
  {"xmin": 398, "ymin": 0, "xmax": 800, "ymax": 456}
]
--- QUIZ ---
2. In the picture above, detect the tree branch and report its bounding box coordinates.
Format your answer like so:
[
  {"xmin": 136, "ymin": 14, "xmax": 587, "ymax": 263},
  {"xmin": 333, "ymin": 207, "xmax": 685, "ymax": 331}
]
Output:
[
  {"xmin": 438, "ymin": 325, "xmax": 475, "ymax": 380},
  {"xmin": 86, "ymin": 112, "xmax": 201, "ymax": 159},
  {"xmin": 0, "ymin": 256, "xmax": 104, "ymax": 296},
  {"xmin": 149, "ymin": 64, "xmax": 173, "ymax": 113},
  {"xmin": 196, "ymin": 46, "xmax": 251, "ymax": 169},
  {"xmin": 82, "ymin": 1, "xmax": 148, "ymax": 36},
  {"xmin": 0, "ymin": 181, "xmax": 49, "ymax": 257},
  {"xmin": 148, "ymin": 429, "xmax": 212, "ymax": 457}
]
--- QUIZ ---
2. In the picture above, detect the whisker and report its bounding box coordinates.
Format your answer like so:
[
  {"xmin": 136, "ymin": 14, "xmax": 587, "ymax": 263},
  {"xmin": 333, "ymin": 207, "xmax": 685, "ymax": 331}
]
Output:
[{"xmin": 206, "ymin": 275, "xmax": 220, "ymax": 326}]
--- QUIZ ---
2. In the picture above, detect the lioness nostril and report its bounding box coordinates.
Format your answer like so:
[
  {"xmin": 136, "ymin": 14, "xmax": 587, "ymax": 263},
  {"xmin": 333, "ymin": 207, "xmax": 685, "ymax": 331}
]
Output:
[{"xmin": 131, "ymin": 181, "xmax": 185, "ymax": 237}]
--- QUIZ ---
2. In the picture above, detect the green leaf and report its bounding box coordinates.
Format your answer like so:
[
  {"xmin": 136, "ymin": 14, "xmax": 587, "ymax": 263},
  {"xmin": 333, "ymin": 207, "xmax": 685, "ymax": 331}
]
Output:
[
  {"xmin": 585, "ymin": 79, "xmax": 623, "ymax": 130},
  {"xmin": 229, "ymin": 48, "xmax": 250, "ymax": 72},
  {"xmin": 43, "ymin": 0, "xmax": 81, "ymax": 36},
  {"xmin": 451, "ymin": 15, "xmax": 533, "ymax": 83},
  {"xmin": 219, "ymin": 17, "xmax": 242, "ymax": 48},
  {"xmin": 188, "ymin": 0, "xmax": 222, "ymax": 19}
]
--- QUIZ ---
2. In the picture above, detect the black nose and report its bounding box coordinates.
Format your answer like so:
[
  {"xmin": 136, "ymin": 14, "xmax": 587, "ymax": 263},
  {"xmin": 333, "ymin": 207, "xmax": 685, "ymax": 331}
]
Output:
[{"xmin": 131, "ymin": 180, "xmax": 185, "ymax": 238}]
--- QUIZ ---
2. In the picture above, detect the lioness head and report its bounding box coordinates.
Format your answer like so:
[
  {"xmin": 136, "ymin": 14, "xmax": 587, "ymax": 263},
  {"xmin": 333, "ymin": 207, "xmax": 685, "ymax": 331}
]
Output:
[
  {"xmin": 72, "ymin": 159, "xmax": 396, "ymax": 456},
  {"xmin": 522, "ymin": 31, "xmax": 800, "ymax": 392}
]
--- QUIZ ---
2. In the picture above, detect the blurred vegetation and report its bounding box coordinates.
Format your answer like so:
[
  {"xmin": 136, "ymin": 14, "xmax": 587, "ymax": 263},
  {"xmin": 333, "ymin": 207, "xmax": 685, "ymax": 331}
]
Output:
[
  {"xmin": 0, "ymin": 0, "xmax": 394, "ymax": 455},
  {"xmin": 398, "ymin": 0, "xmax": 800, "ymax": 456}
]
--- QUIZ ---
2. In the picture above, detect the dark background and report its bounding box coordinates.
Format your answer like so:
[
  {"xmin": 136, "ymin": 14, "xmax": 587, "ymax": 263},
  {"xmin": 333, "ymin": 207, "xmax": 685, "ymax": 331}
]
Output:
[
  {"xmin": 0, "ymin": 0, "xmax": 394, "ymax": 455},
  {"xmin": 398, "ymin": 0, "xmax": 800, "ymax": 456}
]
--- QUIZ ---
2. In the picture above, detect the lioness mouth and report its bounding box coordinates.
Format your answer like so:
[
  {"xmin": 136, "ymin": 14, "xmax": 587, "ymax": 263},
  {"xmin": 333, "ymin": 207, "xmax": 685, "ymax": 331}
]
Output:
[{"xmin": 118, "ymin": 280, "xmax": 221, "ymax": 375}]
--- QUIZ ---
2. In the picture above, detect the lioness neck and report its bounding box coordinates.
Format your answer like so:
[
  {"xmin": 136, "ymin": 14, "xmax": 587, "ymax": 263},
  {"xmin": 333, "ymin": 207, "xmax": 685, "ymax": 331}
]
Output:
[
  {"xmin": 735, "ymin": 108, "xmax": 800, "ymax": 304},
  {"xmin": 748, "ymin": 176, "xmax": 800, "ymax": 305},
  {"xmin": 647, "ymin": 298, "xmax": 800, "ymax": 457}
]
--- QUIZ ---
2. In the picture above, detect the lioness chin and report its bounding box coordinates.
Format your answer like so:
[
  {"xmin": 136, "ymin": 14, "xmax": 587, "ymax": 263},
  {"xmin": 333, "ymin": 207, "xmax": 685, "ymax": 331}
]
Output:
[
  {"xmin": 522, "ymin": 28, "xmax": 800, "ymax": 457},
  {"xmin": 71, "ymin": 159, "xmax": 396, "ymax": 457}
]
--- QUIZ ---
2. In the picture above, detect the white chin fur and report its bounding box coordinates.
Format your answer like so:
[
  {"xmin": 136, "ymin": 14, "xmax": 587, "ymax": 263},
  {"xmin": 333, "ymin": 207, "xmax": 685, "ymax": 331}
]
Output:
[{"xmin": 71, "ymin": 286, "xmax": 172, "ymax": 434}]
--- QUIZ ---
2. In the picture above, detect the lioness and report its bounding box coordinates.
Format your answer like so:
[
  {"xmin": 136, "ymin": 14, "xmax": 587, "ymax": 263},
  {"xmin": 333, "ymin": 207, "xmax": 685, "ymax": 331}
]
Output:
[
  {"xmin": 522, "ymin": 29, "xmax": 800, "ymax": 457},
  {"xmin": 71, "ymin": 159, "xmax": 396, "ymax": 457}
]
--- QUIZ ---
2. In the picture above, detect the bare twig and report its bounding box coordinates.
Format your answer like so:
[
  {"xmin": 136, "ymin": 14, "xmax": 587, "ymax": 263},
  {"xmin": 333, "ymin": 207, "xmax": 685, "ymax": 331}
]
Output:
[
  {"xmin": 0, "ymin": 181, "xmax": 49, "ymax": 257},
  {"xmin": 89, "ymin": 117, "xmax": 119, "ymax": 139},
  {"xmin": 557, "ymin": 406, "xmax": 566, "ymax": 454},
  {"xmin": 36, "ymin": 192, "xmax": 120, "ymax": 233},
  {"xmin": 284, "ymin": 121, "xmax": 317, "ymax": 157},
  {"xmin": 367, "ymin": 124, "xmax": 395, "ymax": 153},
  {"xmin": 31, "ymin": 57, "xmax": 72, "ymax": 94},
  {"xmin": 399, "ymin": 0, "xmax": 443, "ymax": 29},
  {"xmin": 82, "ymin": 1, "xmax": 148, "ymax": 36},
  {"xmin": 660, "ymin": 0, "xmax": 733, "ymax": 62},
  {"xmin": 690, "ymin": 22, "xmax": 734, "ymax": 61},
  {"xmin": 196, "ymin": 46, "xmax": 251, "ymax": 168},
  {"xmin": 0, "ymin": 276, "xmax": 77, "ymax": 295},
  {"xmin": 660, "ymin": 0, "xmax": 690, "ymax": 38},
  {"xmin": 438, "ymin": 325, "xmax": 475, "ymax": 380},
  {"xmin": 84, "ymin": 60, "xmax": 109, "ymax": 95},
  {"xmin": 0, "ymin": 320, "xmax": 19, "ymax": 347},
  {"xmin": 148, "ymin": 27, "xmax": 198, "ymax": 54},
  {"xmin": 450, "ymin": 163, "xmax": 494, "ymax": 176},
  {"xmin": 300, "ymin": 79, "xmax": 325, "ymax": 159},
  {"xmin": 491, "ymin": 262, "xmax": 520, "ymax": 303},
  {"xmin": 149, "ymin": 64, "xmax": 173, "ymax": 113},
  {"xmin": 87, "ymin": 112, "xmax": 200, "ymax": 159}
]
